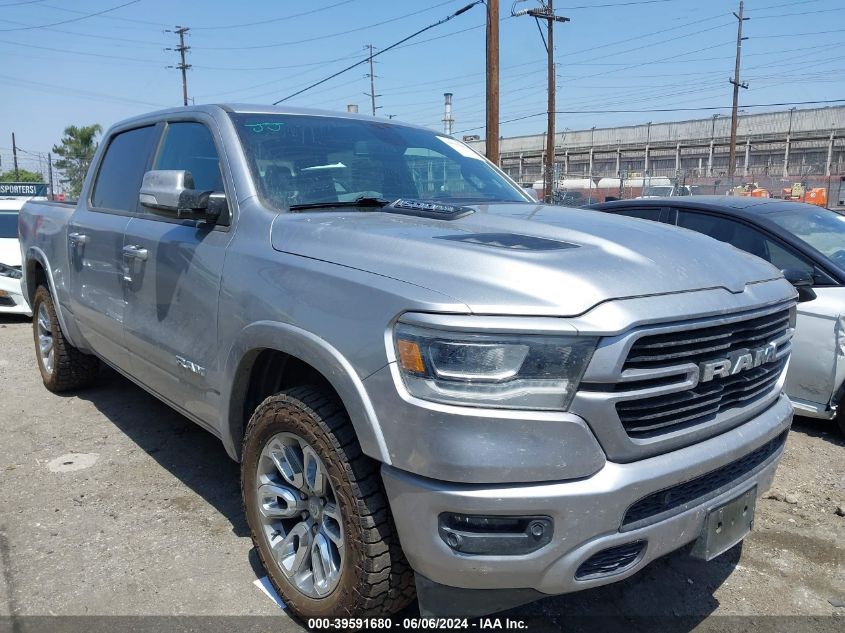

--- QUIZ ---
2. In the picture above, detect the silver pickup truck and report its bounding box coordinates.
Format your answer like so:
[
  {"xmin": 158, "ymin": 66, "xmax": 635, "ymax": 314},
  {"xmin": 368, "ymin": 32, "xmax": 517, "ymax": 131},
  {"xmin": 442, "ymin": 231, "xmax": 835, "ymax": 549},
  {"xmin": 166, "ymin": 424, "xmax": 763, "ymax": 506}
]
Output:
[{"xmin": 19, "ymin": 105, "xmax": 798, "ymax": 620}]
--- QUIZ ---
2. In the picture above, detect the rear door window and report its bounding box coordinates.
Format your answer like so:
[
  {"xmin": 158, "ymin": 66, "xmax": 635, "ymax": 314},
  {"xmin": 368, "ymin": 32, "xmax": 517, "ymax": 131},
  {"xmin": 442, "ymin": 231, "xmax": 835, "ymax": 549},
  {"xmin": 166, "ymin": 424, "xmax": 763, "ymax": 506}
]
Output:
[
  {"xmin": 91, "ymin": 125, "xmax": 159, "ymax": 213},
  {"xmin": 676, "ymin": 210, "xmax": 815, "ymax": 274},
  {"xmin": 613, "ymin": 207, "xmax": 662, "ymax": 221}
]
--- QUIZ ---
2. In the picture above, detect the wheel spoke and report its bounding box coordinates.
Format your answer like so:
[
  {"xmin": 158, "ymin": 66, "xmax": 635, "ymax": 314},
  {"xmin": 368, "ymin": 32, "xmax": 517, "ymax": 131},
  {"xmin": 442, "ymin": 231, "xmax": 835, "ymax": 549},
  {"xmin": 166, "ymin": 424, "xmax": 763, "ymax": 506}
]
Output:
[
  {"xmin": 258, "ymin": 483, "xmax": 304, "ymax": 520},
  {"xmin": 321, "ymin": 503, "xmax": 344, "ymax": 548},
  {"xmin": 270, "ymin": 443, "xmax": 305, "ymax": 490},
  {"xmin": 302, "ymin": 445, "xmax": 327, "ymax": 496},
  {"xmin": 310, "ymin": 532, "xmax": 340, "ymax": 596},
  {"xmin": 272, "ymin": 521, "xmax": 311, "ymax": 578},
  {"xmin": 37, "ymin": 310, "xmax": 50, "ymax": 332}
]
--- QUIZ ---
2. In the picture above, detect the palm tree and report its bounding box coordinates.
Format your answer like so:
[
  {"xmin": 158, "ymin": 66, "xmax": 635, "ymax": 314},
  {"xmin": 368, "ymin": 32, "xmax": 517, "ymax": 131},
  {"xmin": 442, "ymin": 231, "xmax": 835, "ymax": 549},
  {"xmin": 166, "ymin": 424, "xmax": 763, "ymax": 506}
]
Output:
[{"xmin": 52, "ymin": 124, "xmax": 102, "ymax": 198}]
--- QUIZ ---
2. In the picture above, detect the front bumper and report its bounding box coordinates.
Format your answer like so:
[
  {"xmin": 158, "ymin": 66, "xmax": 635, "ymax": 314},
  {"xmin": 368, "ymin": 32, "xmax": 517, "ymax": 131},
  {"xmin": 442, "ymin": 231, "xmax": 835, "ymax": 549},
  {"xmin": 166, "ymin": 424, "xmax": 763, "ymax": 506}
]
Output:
[
  {"xmin": 0, "ymin": 275, "xmax": 31, "ymax": 316},
  {"xmin": 383, "ymin": 393, "xmax": 791, "ymax": 596}
]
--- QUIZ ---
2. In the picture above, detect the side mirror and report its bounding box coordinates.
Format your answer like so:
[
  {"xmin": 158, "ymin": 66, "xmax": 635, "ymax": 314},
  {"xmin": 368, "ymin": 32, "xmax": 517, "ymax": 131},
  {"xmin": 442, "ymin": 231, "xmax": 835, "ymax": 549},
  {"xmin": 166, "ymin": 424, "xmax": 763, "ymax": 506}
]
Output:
[
  {"xmin": 782, "ymin": 268, "xmax": 817, "ymax": 303},
  {"xmin": 139, "ymin": 170, "xmax": 226, "ymax": 223}
]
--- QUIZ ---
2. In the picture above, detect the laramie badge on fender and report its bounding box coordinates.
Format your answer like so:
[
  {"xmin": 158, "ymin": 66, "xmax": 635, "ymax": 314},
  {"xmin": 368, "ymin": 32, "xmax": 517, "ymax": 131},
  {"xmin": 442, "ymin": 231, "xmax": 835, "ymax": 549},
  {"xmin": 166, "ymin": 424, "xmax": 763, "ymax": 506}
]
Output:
[{"xmin": 699, "ymin": 342, "xmax": 779, "ymax": 383}]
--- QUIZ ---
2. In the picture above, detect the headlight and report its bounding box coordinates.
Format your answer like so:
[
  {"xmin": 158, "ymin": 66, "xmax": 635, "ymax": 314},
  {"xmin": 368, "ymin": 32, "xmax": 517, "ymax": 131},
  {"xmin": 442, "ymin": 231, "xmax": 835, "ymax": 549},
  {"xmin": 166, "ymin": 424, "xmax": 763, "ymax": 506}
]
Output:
[
  {"xmin": 393, "ymin": 322, "xmax": 597, "ymax": 410},
  {"xmin": 0, "ymin": 264, "xmax": 22, "ymax": 280}
]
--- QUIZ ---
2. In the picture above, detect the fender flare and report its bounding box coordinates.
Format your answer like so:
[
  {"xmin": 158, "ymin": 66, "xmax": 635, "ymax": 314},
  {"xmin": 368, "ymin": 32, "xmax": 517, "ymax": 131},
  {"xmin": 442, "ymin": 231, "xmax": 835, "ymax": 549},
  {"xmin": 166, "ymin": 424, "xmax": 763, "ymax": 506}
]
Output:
[
  {"xmin": 221, "ymin": 320, "xmax": 391, "ymax": 464},
  {"xmin": 25, "ymin": 246, "xmax": 79, "ymax": 348}
]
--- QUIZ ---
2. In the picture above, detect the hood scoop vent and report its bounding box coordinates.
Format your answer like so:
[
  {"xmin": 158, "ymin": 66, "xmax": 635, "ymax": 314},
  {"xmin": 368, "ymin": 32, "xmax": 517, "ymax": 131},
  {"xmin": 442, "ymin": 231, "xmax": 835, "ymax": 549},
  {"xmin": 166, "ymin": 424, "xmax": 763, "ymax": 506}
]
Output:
[{"xmin": 436, "ymin": 232, "xmax": 580, "ymax": 251}]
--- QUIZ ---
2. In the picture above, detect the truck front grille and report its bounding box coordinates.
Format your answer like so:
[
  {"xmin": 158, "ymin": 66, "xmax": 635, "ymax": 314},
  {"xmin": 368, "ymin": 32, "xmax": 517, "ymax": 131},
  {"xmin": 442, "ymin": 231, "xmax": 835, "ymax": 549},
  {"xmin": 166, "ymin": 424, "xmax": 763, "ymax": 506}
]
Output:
[
  {"xmin": 623, "ymin": 308, "xmax": 790, "ymax": 370},
  {"xmin": 615, "ymin": 306, "xmax": 791, "ymax": 439},
  {"xmin": 617, "ymin": 358, "xmax": 787, "ymax": 438}
]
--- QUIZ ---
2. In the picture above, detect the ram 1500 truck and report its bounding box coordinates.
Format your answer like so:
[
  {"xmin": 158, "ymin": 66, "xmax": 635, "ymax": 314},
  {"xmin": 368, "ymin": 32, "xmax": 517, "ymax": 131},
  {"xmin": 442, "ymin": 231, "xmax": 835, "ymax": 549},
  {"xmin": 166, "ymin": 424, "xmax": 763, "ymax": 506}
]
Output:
[{"xmin": 19, "ymin": 105, "xmax": 797, "ymax": 620}]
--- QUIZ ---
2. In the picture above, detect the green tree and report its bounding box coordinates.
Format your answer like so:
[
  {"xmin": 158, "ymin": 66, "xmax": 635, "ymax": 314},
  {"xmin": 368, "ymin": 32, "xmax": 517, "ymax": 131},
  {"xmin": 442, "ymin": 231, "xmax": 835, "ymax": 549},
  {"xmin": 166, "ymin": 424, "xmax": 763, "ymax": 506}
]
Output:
[
  {"xmin": 52, "ymin": 124, "xmax": 102, "ymax": 197},
  {"xmin": 0, "ymin": 168, "xmax": 44, "ymax": 182}
]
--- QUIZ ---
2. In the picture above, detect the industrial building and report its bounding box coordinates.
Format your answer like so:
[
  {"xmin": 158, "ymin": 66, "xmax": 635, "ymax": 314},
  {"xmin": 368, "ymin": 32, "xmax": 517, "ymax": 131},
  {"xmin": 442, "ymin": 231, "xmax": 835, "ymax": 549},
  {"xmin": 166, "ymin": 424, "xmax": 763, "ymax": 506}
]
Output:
[{"xmin": 465, "ymin": 106, "xmax": 845, "ymax": 203}]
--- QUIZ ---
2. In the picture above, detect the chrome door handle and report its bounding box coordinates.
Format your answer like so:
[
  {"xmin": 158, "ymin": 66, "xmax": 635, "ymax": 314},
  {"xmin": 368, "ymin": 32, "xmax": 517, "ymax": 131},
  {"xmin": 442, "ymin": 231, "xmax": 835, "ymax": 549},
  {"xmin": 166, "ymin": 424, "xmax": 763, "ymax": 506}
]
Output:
[
  {"xmin": 122, "ymin": 245, "xmax": 149, "ymax": 261},
  {"xmin": 68, "ymin": 232, "xmax": 88, "ymax": 245}
]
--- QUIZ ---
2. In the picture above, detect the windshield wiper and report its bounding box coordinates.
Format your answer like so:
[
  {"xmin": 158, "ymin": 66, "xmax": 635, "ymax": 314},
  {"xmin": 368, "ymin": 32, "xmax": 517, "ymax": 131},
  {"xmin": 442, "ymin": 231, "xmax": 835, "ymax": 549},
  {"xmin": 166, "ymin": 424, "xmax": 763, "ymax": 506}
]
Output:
[{"xmin": 289, "ymin": 196, "xmax": 391, "ymax": 211}]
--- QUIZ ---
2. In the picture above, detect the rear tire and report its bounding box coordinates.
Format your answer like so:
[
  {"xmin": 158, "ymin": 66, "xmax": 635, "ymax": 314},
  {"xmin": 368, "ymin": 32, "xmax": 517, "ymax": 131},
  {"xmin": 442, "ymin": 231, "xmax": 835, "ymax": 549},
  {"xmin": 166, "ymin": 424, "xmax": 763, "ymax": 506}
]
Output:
[
  {"xmin": 31, "ymin": 285, "xmax": 99, "ymax": 392},
  {"xmin": 242, "ymin": 385, "xmax": 415, "ymax": 620}
]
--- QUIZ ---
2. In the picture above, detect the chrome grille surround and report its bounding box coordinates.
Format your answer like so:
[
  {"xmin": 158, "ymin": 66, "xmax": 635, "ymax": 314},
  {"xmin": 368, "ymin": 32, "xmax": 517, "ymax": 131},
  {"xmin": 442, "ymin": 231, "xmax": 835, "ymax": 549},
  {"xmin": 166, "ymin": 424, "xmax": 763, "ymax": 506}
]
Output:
[{"xmin": 570, "ymin": 300, "xmax": 794, "ymax": 463}]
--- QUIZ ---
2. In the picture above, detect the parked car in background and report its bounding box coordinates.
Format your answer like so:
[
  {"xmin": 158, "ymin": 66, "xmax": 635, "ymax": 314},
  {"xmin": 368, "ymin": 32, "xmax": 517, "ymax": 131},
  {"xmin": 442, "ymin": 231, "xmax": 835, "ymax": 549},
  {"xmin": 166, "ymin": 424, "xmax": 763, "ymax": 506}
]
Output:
[
  {"xmin": 554, "ymin": 190, "xmax": 585, "ymax": 206},
  {"xmin": 592, "ymin": 196, "xmax": 845, "ymax": 436},
  {"xmin": 638, "ymin": 184, "xmax": 692, "ymax": 198},
  {"xmin": 0, "ymin": 198, "xmax": 31, "ymax": 316}
]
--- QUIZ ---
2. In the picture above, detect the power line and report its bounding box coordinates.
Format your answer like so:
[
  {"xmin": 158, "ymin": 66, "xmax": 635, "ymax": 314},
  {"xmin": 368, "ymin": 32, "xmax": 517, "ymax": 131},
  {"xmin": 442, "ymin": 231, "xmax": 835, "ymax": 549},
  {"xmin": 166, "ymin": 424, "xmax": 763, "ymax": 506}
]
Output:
[
  {"xmin": 193, "ymin": 0, "xmax": 460, "ymax": 50},
  {"xmin": 0, "ymin": 0, "xmax": 140, "ymax": 32},
  {"xmin": 191, "ymin": 0, "xmax": 359, "ymax": 30},
  {"xmin": 0, "ymin": 0, "xmax": 46, "ymax": 6},
  {"xmin": 0, "ymin": 72, "xmax": 168, "ymax": 108},
  {"xmin": 0, "ymin": 38, "xmax": 164, "ymax": 63},
  {"xmin": 273, "ymin": 2, "xmax": 482, "ymax": 105},
  {"xmin": 554, "ymin": 0, "xmax": 672, "ymax": 8},
  {"xmin": 39, "ymin": 2, "xmax": 165, "ymax": 28}
]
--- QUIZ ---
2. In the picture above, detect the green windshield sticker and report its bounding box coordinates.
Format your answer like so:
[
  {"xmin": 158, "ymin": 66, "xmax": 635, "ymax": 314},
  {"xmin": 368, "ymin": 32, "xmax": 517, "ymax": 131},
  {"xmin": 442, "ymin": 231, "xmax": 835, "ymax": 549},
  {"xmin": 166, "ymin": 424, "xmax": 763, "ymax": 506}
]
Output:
[{"xmin": 245, "ymin": 122, "xmax": 285, "ymax": 133}]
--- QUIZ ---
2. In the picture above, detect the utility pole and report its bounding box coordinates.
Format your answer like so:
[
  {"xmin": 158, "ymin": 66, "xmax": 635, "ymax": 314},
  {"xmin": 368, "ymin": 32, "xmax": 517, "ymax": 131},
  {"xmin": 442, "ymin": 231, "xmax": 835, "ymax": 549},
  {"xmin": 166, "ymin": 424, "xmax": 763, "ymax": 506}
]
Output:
[
  {"xmin": 47, "ymin": 153, "xmax": 54, "ymax": 199},
  {"xmin": 515, "ymin": 2, "xmax": 569, "ymax": 203},
  {"xmin": 365, "ymin": 44, "xmax": 381, "ymax": 116},
  {"xmin": 486, "ymin": 0, "xmax": 499, "ymax": 165},
  {"xmin": 728, "ymin": 1, "xmax": 748, "ymax": 177},
  {"xmin": 166, "ymin": 26, "xmax": 191, "ymax": 106},
  {"xmin": 11, "ymin": 133, "xmax": 19, "ymax": 180}
]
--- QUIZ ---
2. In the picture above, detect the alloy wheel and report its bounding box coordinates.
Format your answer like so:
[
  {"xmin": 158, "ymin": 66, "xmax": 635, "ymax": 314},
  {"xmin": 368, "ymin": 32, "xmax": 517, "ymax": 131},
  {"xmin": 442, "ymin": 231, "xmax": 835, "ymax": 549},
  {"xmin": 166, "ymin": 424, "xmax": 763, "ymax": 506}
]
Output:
[{"xmin": 255, "ymin": 432, "xmax": 345, "ymax": 598}]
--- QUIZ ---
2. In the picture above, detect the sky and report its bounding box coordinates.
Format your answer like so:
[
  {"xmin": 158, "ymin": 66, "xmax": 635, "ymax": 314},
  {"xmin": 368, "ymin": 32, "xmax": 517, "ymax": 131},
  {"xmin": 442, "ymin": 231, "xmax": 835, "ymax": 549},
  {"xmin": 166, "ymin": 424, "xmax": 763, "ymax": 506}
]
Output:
[{"xmin": 1, "ymin": 0, "xmax": 843, "ymax": 176}]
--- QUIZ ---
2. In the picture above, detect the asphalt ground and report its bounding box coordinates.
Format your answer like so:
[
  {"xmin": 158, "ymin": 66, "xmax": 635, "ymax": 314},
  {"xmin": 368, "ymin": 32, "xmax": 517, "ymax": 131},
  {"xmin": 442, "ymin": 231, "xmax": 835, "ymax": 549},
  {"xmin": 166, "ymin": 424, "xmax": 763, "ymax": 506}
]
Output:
[{"xmin": 0, "ymin": 314, "xmax": 843, "ymax": 632}]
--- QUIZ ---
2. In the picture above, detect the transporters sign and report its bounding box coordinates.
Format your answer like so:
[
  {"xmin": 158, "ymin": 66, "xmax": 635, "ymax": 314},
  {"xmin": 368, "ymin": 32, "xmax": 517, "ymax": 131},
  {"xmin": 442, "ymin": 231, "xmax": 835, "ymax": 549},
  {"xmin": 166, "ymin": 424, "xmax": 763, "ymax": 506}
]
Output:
[{"xmin": 0, "ymin": 182, "xmax": 48, "ymax": 197}]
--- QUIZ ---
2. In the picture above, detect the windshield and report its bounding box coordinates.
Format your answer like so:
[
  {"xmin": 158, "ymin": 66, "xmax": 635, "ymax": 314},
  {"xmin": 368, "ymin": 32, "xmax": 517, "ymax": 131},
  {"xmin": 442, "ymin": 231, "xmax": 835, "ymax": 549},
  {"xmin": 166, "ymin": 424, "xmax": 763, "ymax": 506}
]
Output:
[
  {"xmin": 230, "ymin": 114, "xmax": 528, "ymax": 210},
  {"xmin": 765, "ymin": 206, "xmax": 845, "ymax": 263},
  {"xmin": 642, "ymin": 186, "xmax": 673, "ymax": 197},
  {"xmin": 0, "ymin": 213, "xmax": 18, "ymax": 239}
]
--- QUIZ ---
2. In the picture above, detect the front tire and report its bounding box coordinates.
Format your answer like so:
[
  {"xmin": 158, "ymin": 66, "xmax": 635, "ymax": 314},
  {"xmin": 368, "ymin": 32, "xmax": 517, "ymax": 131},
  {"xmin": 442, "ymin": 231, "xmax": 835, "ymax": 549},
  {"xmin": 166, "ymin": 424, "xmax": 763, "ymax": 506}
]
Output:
[
  {"xmin": 242, "ymin": 386, "xmax": 415, "ymax": 619},
  {"xmin": 31, "ymin": 285, "xmax": 99, "ymax": 392}
]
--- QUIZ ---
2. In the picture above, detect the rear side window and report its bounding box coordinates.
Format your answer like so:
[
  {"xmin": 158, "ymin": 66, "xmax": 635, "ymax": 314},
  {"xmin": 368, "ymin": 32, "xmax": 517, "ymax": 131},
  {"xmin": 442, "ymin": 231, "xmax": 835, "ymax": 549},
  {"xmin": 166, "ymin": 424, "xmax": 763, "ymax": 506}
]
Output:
[
  {"xmin": 0, "ymin": 212, "xmax": 18, "ymax": 238},
  {"xmin": 91, "ymin": 126, "xmax": 158, "ymax": 212},
  {"xmin": 614, "ymin": 207, "xmax": 661, "ymax": 221},
  {"xmin": 154, "ymin": 122, "xmax": 224, "ymax": 192},
  {"xmin": 677, "ymin": 210, "xmax": 814, "ymax": 274}
]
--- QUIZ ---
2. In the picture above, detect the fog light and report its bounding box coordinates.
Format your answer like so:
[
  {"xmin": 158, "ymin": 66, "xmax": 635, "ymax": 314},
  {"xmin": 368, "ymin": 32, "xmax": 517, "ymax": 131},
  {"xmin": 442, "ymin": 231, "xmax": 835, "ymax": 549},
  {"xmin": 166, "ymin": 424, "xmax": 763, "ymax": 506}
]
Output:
[{"xmin": 438, "ymin": 513, "xmax": 553, "ymax": 555}]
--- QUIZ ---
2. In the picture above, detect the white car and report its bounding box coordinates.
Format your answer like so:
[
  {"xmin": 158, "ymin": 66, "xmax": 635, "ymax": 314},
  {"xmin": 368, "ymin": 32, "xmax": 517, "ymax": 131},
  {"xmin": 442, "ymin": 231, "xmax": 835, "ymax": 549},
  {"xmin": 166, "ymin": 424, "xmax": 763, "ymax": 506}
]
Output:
[{"xmin": 0, "ymin": 198, "xmax": 31, "ymax": 316}]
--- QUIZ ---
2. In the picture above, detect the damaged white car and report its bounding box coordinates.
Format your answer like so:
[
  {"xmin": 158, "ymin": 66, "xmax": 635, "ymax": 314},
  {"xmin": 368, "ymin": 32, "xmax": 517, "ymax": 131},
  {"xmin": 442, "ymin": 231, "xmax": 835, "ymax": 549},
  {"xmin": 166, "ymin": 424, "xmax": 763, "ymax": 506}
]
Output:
[{"xmin": 0, "ymin": 199, "xmax": 31, "ymax": 316}]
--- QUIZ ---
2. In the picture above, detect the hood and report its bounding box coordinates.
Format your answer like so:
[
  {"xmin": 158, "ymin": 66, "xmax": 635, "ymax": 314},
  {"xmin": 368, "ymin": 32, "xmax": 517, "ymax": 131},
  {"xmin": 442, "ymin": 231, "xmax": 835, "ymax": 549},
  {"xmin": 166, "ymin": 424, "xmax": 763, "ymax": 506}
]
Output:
[
  {"xmin": 270, "ymin": 203, "xmax": 783, "ymax": 316},
  {"xmin": 0, "ymin": 238, "xmax": 21, "ymax": 267}
]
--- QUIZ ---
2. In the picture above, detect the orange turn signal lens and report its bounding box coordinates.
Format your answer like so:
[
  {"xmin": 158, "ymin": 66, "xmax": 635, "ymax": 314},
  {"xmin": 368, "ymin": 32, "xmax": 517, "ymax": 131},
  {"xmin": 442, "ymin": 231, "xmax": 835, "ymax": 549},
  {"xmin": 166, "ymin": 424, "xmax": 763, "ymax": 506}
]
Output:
[{"xmin": 397, "ymin": 339, "xmax": 426, "ymax": 374}]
